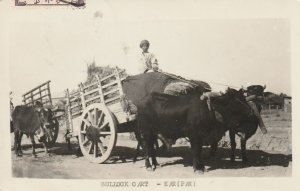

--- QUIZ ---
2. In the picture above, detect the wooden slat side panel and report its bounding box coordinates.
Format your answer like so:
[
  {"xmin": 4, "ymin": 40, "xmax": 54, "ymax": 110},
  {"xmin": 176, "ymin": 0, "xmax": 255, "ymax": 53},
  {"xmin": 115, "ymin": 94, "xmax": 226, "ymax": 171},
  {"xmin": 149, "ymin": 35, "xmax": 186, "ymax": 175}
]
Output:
[
  {"xmin": 22, "ymin": 80, "xmax": 51, "ymax": 96},
  {"xmin": 107, "ymin": 102, "xmax": 128, "ymax": 124},
  {"xmin": 101, "ymin": 81, "xmax": 118, "ymax": 89},
  {"xmin": 83, "ymin": 88, "xmax": 99, "ymax": 96},
  {"xmin": 99, "ymin": 73, "xmax": 116, "ymax": 83},
  {"xmin": 23, "ymin": 81, "xmax": 52, "ymax": 106},
  {"xmin": 81, "ymin": 81, "xmax": 98, "ymax": 90}
]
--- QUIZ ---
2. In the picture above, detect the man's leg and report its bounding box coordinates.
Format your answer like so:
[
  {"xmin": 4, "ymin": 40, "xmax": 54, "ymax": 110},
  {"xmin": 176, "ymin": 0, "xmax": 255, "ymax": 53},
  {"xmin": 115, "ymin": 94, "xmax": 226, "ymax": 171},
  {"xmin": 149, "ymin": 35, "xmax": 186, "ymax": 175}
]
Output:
[{"xmin": 247, "ymin": 101, "xmax": 267, "ymax": 134}]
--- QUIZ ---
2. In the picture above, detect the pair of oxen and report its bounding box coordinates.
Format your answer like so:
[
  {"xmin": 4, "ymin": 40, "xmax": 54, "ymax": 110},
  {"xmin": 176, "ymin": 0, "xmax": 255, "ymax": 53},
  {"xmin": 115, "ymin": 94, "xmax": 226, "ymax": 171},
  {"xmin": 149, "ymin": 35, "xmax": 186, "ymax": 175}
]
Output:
[{"xmin": 122, "ymin": 72, "xmax": 266, "ymax": 174}]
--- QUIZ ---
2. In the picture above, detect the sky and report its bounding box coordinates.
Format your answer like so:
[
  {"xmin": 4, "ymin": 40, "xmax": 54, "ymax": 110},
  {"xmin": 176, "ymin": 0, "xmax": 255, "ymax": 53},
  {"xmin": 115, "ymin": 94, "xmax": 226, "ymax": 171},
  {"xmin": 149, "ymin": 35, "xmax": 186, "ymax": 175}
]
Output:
[{"xmin": 8, "ymin": 0, "xmax": 291, "ymax": 105}]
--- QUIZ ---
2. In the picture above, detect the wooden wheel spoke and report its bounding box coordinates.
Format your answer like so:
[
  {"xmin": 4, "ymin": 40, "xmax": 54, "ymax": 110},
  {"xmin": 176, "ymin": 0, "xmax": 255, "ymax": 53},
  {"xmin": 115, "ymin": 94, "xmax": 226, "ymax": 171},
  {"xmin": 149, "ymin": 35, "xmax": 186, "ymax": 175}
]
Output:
[
  {"xmin": 87, "ymin": 112, "xmax": 94, "ymax": 126},
  {"xmin": 94, "ymin": 142, "xmax": 98, "ymax": 158},
  {"xmin": 99, "ymin": 136, "xmax": 104, "ymax": 143},
  {"xmin": 49, "ymin": 131, "xmax": 54, "ymax": 140},
  {"xmin": 82, "ymin": 124, "xmax": 89, "ymax": 132},
  {"xmin": 88, "ymin": 142, "xmax": 94, "ymax": 154},
  {"xmin": 100, "ymin": 121, "xmax": 109, "ymax": 129},
  {"xmin": 99, "ymin": 131, "xmax": 111, "ymax": 135},
  {"xmin": 82, "ymin": 139, "xmax": 89, "ymax": 146},
  {"xmin": 98, "ymin": 142, "xmax": 105, "ymax": 155},
  {"xmin": 93, "ymin": 109, "xmax": 98, "ymax": 126},
  {"xmin": 83, "ymin": 119, "xmax": 92, "ymax": 127},
  {"xmin": 97, "ymin": 112, "xmax": 104, "ymax": 127}
]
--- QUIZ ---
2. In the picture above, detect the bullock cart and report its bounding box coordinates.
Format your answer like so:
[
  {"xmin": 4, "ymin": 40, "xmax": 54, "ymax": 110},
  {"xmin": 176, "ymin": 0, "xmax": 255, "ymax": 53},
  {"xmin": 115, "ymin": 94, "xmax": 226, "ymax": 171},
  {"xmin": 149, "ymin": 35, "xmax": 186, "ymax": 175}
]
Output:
[
  {"xmin": 22, "ymin": 80, "xmax": 60, "ymax": 147},
  {"xmin": 64, "ymin": 67, "xmax": 212, "ymax": 163},
  {"xmin": 64, "ymin": 67, "xmax": 137, "ymax": 163}
]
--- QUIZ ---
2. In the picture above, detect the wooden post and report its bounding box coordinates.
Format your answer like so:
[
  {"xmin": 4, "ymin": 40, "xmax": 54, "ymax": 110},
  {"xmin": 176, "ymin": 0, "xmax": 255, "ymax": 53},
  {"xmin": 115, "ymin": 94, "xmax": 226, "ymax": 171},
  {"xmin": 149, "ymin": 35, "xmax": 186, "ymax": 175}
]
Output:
[
  {"xmin": 66, "ymin": 89, "xmax": 73, "ymax": 132},
  {"xmin": 115, "ymin": 66, "xmax": 124, "ymax": 96},
  {"xmin": 79, "ymin": 83, "xmax": 86, "ymax": 109},
  {"xmin": 95, "ymin": 75, "xmax": 105, "ymax": 104},
  {"xmin": 23, "ymin": 95, "xmax": 26, "ymax": 105},
  {"xmin": 47, "ymin": 82, "xmax": 52, "ymax": 105},
  {"xmin": 31, "ymin": 92, "xmax": 34, "ymax": 106},
  {"xmin": 39, "ymin": 87, "xmax": 43, "ymax": 105}
]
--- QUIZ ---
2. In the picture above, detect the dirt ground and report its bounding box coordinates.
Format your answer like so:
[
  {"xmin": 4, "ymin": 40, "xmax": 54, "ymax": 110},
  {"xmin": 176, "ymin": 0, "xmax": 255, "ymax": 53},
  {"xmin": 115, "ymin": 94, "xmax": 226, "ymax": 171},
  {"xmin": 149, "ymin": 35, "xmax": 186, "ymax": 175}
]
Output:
[{"xmin": 11, "ymin": 112, "xmax": 292, "ymax": 178}]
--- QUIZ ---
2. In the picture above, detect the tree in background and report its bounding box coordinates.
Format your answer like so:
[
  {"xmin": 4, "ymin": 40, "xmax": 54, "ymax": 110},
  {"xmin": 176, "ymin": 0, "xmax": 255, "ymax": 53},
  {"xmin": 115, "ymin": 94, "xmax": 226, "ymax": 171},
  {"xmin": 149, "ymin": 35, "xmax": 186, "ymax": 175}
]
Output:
[{"xmin": 86, "ymin": 61, "xmax": 128, "ymax": 85}]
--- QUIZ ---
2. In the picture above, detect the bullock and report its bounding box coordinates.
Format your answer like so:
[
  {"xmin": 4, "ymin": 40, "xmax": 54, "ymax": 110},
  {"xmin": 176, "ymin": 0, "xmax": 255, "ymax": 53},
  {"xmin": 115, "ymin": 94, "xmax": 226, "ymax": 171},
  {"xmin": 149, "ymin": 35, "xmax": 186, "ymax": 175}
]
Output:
[
  {"xmin": 122, "ymin": 72, "xmax": 211, "ymax": 161},
  {"xmin": 224, "ymin": 85, "xmax": 266, "ymax": 162},
  {"xmin": 136, "ymin": 90, "xmax": 250, "ymax": 173},
  {"xmin": 12, "ymin": 105, "xmax": 52, "ymax": 157}
]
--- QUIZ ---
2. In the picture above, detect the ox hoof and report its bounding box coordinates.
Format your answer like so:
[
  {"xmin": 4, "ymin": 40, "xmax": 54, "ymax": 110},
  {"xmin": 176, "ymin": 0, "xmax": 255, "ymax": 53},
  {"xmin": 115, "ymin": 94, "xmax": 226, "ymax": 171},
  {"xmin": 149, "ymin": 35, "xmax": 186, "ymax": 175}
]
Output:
[
  {"xmin": 154, "ymin": 163, "xmax": 161, "ymax": 168},
  {"xmin": 146, "ymin": 167, "xmax": 154, "ymax": 172},
  {"xmin": 151, "ymin": 165, "xmax": 158, "ymax": 171},
  {"xmin": 194, "ymin": 170, "xmax": 204, "ymax": 175},
  {"xmin": 261, "ymin": 127, "xmax": 267, "ymax": 134}
]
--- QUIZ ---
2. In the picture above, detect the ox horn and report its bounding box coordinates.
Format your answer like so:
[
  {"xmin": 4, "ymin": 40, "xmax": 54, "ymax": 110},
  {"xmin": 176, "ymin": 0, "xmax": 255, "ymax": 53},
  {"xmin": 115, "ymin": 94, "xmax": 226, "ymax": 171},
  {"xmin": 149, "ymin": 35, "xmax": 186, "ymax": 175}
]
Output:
[{"xmin": 263, "ymin": 84, "xmax": 266, "ymax": 89}]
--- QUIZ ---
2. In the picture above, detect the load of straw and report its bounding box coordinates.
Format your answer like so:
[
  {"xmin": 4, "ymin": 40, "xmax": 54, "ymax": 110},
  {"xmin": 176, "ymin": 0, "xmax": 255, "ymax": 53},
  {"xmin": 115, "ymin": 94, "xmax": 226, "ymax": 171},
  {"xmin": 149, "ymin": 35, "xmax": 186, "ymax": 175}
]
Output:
[
  {"xmin": 164, "ymin": 81, "xmax": 195, "ymax": 96},
  {"xmin": 121, "ymin": 72, "xmax": 211, "ymax": 115}
]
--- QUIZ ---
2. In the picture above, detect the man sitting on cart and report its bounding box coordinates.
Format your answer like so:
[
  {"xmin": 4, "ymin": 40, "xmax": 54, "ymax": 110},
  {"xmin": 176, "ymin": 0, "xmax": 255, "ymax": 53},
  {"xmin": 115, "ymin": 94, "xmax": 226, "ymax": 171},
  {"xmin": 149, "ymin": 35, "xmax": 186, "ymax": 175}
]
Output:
[{"xmin": 139, "ymin": 40, "xmax": 160, "ymax": 73}]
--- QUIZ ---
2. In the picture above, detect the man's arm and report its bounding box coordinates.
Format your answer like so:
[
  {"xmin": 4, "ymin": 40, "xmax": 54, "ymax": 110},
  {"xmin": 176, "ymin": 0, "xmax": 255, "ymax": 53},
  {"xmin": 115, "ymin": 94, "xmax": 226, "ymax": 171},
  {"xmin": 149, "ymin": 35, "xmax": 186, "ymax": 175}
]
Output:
[{"xmin": 150, "ymin": 53, "xmax": 159, "ymax": 71}]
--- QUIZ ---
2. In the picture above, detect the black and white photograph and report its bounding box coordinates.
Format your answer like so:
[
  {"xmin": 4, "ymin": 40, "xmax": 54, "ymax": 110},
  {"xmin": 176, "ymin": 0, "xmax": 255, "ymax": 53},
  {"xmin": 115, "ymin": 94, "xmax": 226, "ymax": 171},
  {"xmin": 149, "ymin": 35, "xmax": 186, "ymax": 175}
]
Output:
[{"xmin": 0, "ymin": 0, "xmax": 299, "ymax": 190}]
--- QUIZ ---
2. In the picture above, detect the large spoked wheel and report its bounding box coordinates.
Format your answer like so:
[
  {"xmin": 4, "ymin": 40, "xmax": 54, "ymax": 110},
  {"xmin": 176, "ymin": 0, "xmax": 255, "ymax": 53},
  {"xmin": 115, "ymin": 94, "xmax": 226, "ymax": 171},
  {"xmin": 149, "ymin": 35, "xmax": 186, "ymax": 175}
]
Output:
[
  {"xmin": 45, "ymin": 117, "xmax": 59, "ymax": 147},
  {"xmin": 78, "ymin": 103, "xmax": 117, "ymax": 163}
]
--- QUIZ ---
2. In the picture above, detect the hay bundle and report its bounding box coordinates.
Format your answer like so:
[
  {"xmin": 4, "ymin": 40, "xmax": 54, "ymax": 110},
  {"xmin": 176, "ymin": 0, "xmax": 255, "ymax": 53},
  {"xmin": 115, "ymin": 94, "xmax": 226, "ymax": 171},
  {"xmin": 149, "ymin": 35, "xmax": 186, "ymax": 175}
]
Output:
[
  {"xmin": 164, "ymin": 81, "xmax": 194, "ymax": 96},
  {"xmin": 121, "ymin": 72, "xmax": 211, "ymax": 114}
]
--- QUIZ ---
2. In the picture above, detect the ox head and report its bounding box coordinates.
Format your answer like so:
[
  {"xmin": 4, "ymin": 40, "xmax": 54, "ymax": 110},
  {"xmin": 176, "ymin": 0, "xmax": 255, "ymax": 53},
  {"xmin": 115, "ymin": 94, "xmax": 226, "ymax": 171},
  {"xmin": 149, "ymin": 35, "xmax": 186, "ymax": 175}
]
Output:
[
  {"xmin": 35, "ymin": 108, "xmax": 53, "ymax": 142},
  {"xmin": 219, "ymin": 88, "xmax": 252, "ymax": 130},
  {"xmin": 247, "ymin": 85, "xmax": 266, "ymax": 97}
]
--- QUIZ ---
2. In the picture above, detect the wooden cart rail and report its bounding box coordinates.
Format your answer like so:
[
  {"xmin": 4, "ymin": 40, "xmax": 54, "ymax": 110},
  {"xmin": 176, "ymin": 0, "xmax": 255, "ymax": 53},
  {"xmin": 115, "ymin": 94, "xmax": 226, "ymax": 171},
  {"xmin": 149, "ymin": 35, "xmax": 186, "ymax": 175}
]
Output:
[
  {"xmin": 22, "ymin": 80, "xmax": 52, "ymax": 106},
  {"xmin": 65, "ymin": 67, "xmax": 131, "ymax": 133}
]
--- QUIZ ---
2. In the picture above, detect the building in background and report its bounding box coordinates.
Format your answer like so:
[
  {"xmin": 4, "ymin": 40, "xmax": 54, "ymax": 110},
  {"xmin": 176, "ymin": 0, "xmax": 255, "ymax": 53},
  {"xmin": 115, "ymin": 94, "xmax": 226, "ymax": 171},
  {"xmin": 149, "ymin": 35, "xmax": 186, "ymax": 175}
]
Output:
[{"xmin": 283, "ymin": 96, "xmax": 292, "ymax": 112}]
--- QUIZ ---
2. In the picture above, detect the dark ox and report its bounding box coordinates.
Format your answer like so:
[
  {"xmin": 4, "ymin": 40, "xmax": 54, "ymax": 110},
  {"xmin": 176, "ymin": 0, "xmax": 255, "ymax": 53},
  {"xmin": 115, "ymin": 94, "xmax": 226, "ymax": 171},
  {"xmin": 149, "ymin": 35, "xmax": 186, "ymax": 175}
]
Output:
[
  {"xmin": 12, "ymin": 105, "xmax": 52, "ymax": 157},
  {"xmin": 224, "ymin": 85, "xmax": 266, "ymax": 162},
  {"xmin": 136, "ymin": 90, "xmax": 250, "ymax": 174}
]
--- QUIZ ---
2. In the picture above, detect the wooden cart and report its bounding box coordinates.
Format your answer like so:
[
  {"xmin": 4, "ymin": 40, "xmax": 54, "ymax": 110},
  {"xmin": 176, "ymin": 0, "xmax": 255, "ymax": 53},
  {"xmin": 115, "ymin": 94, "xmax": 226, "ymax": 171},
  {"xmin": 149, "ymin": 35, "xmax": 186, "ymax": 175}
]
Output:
[
  {"xmin": 65, "ymin": 67, "xmax": 137, "ymax": 163},
  {"xmin": 22, "ymin": 81, "xmax": 60, "ymax": 147}
]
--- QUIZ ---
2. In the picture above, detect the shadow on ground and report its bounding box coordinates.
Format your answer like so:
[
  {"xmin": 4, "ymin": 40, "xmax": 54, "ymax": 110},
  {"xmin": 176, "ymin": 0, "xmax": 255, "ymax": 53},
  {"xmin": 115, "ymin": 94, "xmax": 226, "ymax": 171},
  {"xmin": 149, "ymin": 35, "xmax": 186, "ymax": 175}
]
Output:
[
  {"xmin": 14, "ymin": 143, "xmax": 292, "ymax": 171},
  {"xmin": 109, "ymin": 146, "xmax": 292, "ymax": 170},
  {"xmin": 157, "ymin": 146, "xmax": 291, "ymax": 170}
]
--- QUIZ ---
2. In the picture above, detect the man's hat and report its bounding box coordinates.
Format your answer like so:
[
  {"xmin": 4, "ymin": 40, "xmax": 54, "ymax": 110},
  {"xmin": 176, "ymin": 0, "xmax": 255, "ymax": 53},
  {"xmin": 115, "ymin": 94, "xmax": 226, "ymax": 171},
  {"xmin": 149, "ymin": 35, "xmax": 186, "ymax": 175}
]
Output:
[{"xmin": 140, "ymin": 40, "xmax": 150, "ymax": 48}]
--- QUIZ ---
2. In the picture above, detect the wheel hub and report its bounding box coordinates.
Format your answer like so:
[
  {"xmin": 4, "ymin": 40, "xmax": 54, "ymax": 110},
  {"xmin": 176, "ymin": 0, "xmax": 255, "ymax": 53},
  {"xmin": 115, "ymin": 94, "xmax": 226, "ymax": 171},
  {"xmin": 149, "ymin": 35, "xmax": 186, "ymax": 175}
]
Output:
[{"xmin": 85, "ymin": 126, "xmax": 100, "ymax": 142}]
